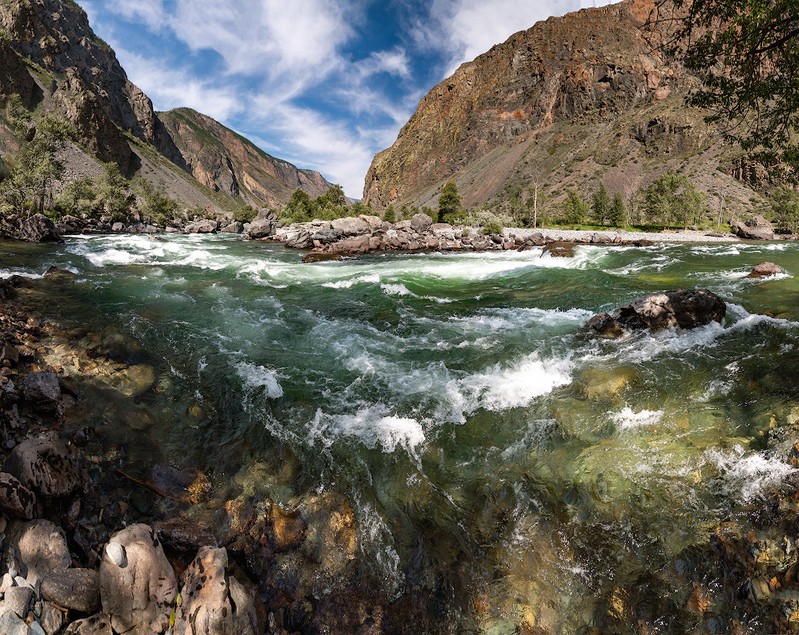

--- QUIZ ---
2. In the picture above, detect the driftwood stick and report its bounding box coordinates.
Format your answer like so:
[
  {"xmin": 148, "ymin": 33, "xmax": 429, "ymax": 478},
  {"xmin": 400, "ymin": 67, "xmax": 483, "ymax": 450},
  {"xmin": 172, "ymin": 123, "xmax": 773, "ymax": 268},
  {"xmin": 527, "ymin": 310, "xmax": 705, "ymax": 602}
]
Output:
[{"xmin": 113, "ymin": 467, "xmax": 172, "ymax": 499}]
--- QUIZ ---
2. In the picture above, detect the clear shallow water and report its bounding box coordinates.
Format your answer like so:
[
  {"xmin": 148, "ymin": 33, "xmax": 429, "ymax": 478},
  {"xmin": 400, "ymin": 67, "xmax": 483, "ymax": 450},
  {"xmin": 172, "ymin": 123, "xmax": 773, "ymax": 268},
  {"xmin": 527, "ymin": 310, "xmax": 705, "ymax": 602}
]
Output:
[{"xmin": 4, "ymin": 234, "xmax": 799, "ymax": 630}]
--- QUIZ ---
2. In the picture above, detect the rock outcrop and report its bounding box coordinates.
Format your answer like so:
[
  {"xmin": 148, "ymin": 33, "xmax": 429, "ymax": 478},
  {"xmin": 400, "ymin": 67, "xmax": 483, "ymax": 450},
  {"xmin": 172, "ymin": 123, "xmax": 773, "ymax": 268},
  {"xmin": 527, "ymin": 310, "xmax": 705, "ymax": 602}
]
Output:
[
  {"xmin": 585, "ymin": 289, "xmax": 726, "ymax": 337},
  {"xmin": 731, "ymin": 216, "xmax": 775, "ymax": 240},
  {"xmin": 160, "ymin": 108, "xmax": 332, "ymax": 209},
  {"xmin": 748, "ymin": 261, "xmax": 783, "ymax": 278},
  {"xmin": 362, "ymin": 0, "xmax": 769, "ymax": 219}
]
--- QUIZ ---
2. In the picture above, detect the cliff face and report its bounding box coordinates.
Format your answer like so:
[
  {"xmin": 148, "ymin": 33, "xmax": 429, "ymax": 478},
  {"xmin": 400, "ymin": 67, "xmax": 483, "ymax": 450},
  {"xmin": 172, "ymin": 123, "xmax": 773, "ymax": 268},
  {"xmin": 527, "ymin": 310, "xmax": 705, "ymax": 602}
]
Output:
[
  {"xmin": 0, "ymin": 0, "xmax": 331, "ymax": 211},
  {"xmin": 362, "ymin": 0, "xmax": 765, "ymax": 216},
  {"xmin": 159, "ymin": 109, "xmax": 331, "ymax": 209}
]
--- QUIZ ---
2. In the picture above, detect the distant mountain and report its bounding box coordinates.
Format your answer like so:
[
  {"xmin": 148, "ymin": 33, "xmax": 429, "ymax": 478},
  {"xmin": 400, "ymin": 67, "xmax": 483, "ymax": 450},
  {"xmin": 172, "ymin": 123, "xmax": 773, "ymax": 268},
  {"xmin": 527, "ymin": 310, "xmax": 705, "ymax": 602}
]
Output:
[
  {"xmin": 363, "ymin": 0, "xmax": 775, "ymax": 219},
  {"xmin": 0, "ymin": 0, "xmax": 332, "ymax": 212},
  {"xmin": 159, "ymin": 108, "xmax": 330, "ymax": 209}
]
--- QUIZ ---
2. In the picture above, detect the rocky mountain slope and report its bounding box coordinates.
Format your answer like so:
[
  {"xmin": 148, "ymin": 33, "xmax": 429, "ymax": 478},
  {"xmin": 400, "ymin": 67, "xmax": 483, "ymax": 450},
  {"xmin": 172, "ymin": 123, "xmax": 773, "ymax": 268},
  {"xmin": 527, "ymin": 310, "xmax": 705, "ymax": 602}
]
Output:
[
  {"xmin": 0, "ymin": 0, "xmax": 331, "ymax": 213},
  {"xmin": 363, "ymin": 0, "xmax": 771, "ymax": 219},
  {"xmin": 159, "ymin": 108, "xmax": 330, "ymax": 209}
]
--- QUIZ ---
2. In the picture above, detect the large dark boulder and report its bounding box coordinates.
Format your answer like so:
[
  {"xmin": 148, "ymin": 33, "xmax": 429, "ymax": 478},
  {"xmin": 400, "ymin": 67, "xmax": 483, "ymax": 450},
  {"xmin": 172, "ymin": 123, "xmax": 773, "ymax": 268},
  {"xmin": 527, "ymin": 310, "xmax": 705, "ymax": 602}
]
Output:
[
  {"xmin": 16, "ymin": 214, "xmax": 63, "ymax": 243},
  {"xmin": 585, "ymin": 289, "xmax": 726, "ymax": 338},
  {"xmin": 731, "ymin": 216, "xmax": 774, "ymax": 240}
]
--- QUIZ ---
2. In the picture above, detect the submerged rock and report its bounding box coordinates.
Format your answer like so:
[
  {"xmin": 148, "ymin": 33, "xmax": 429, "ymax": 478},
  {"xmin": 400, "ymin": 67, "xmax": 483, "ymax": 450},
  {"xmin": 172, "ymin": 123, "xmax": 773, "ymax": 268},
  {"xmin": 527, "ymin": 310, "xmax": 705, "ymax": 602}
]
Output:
[
  {"xmin": 585, "ymin": 289, "xmax": 726, "ymax": 338},
  {"xmin": 542, "ymin": 241, "xmax": 576, "ymax": 258}
]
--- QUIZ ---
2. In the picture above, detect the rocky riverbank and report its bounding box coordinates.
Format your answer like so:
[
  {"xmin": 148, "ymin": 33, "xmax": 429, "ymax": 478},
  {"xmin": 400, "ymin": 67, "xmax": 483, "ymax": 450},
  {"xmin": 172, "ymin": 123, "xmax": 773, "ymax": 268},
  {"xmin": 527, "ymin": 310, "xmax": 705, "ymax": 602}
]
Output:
[{"xmin": 0, "ymin": 273, "xmax": 400, "ymax": 634}]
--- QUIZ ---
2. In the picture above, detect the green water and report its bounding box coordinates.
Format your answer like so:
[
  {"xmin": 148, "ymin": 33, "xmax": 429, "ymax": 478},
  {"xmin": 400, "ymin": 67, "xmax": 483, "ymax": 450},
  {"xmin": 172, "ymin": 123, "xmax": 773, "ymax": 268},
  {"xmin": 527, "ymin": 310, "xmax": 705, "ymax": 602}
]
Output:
[{"xmin": 4, "ymin": 234, "xmax": 799, "ymax": 631}]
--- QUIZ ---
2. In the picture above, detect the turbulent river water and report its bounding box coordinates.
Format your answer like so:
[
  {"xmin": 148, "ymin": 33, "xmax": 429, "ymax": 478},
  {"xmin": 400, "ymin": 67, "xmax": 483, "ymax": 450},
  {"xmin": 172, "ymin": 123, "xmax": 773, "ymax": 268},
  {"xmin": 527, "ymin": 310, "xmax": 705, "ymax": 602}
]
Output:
[{"xmin": 4, "ymin": 234, "xmax": 799, "ymax": 631}]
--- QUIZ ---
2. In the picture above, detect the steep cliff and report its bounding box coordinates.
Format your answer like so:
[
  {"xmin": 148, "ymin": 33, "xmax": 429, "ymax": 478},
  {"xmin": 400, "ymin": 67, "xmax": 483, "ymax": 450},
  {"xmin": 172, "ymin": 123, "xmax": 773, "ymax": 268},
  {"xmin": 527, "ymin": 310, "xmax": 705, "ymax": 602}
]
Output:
[
  {"xmin": 0, "ymin": 0, "xmax": 332, "ymax": 212},
  {"xmin": 363, "ymin": 0, "xmax": 766, "ymax": 217},
  {"xmin": 159, "ymin": 109, "xmax": 331, "ymax": 209}
]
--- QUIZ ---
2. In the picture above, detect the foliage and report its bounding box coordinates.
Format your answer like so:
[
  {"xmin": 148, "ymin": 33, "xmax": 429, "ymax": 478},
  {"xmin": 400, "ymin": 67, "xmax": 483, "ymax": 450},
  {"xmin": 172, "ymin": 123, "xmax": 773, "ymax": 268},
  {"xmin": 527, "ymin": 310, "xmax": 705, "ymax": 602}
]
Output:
[
  {"xmin": 383, "ymin": 204, "xmax": 396, "ymax": 223},
  {"xmin": 669, "ymin": 0, "xmax": 799, "ymax": 163},
  {"xmin": 609, "ymin": 193, "xmax": 627, "ymax": 227},
  {"xmin": 640, "ymin": 172, "xmax": 706, "ymax": 228},
  {"xmin": 437, "ymin": 180, "xmax": 462, "ymax": 223},
  {"xmin": 97, "ymin": 163, "xmax": 134, "ymax": 221},
  {"xmin": 279, "ymin": 185, "xmax": 352, "ymax": 223},
  {"xmin": 769, "ymin": 187, "xmax": 799, "ymax": 234},
  {"xmin": 135, "ymin": 178, "xmax": 179, "ymax": 224},
  {"xmin": 559, "ymin": 189, "xmax": 589, "ymax": 225},
  {"xmin": 590, "ymin": 184, "xmax": 612, "ymax": 226},
  {"xmin": 0, "ymin": 114, "xmax": 74, "ymax": 216},
  {"xmin": 233, "ymin": 204, "xmax": 257, "ymax": 223},
  {"xmin": 55, "ymin": 176, "xmax": 97, "ymax": 217},
  {"xmin": 4, "ymin": 93, "xmax": 31, "ymax": 135}
]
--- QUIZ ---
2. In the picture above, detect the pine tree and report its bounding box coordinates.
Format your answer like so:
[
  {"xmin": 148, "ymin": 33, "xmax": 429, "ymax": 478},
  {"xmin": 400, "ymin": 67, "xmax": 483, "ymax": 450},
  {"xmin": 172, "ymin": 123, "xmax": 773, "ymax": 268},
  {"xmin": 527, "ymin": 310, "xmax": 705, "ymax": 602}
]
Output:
[
  {"xmin": 437, "ymin": 181, "xmax": 462, "ymax": 223},
  {"xmin": 590, "ymin": 184, "xmax": 611, "ymax": 226}
]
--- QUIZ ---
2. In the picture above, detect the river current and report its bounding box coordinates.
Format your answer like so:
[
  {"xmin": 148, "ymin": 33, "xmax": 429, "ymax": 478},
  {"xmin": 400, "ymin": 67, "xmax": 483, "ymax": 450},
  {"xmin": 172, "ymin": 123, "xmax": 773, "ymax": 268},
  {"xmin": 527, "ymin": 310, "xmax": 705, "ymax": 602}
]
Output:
[{"xmin": 4, "ymin": 234, "xmax": 799, "ymax": 631}]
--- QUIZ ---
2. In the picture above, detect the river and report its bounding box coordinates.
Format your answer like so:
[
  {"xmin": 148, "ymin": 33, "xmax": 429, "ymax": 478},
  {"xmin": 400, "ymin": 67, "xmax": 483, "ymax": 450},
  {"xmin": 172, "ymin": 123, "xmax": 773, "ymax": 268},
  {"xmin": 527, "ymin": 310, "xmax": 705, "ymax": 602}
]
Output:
[{"xmin": 3, "ymin": 234, "xmax": 799, "ymax": 632}]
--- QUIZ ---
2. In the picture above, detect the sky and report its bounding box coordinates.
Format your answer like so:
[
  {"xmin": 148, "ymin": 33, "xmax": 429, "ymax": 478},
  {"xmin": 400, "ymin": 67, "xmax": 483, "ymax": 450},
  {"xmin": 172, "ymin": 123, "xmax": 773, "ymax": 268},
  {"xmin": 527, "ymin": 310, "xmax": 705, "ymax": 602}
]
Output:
[{"xmin": 79, "ymin": 0, "xmax": 618, "ymax": 198}]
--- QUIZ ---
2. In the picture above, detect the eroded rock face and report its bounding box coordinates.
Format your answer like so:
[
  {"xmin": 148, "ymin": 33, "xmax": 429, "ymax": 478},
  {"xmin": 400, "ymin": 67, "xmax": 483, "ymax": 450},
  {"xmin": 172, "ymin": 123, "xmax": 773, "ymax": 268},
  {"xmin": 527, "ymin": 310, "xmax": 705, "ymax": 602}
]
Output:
[
  {"xmin": 247, "ymin": 209, "xmax": 278, "ymax": 239},
  {"xmin": 3, "ymin": 432, "xmax": 80, "ymax": 499},
  {"xmin": 173, "ymin": 546, "xmax": 260, "ymax": 635},
  {"xmin": 99, "ymin": 524, "xmax": 177, "ymax": 635},
  {"xmin": 585, "ymin": 289, "xmax": 726, "ymax": 338}
]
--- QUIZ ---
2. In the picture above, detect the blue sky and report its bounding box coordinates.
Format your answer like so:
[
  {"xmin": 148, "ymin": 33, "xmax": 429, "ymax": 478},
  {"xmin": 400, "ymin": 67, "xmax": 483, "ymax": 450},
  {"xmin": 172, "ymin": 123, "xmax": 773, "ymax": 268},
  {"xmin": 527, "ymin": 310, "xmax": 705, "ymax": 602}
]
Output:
[{"xmin": 80, "ymin": 0, "xmax": 617, "ymax": 198}]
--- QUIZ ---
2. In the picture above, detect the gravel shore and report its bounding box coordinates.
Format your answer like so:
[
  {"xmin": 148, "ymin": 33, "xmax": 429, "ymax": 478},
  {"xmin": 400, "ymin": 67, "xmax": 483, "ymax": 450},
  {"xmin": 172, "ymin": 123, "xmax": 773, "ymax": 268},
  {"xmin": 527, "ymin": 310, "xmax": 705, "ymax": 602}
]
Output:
[{"xmin": 504, "ymin": 227, "xmax": 741, "ymax": 244}]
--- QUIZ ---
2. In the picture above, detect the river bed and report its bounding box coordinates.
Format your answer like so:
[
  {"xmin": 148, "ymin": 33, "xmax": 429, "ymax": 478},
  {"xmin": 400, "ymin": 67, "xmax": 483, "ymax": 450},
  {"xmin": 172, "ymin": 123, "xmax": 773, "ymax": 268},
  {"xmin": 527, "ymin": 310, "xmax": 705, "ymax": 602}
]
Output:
[{"xmin": 3, "ymin": 234, "xmax": 799, "ymax": 632}]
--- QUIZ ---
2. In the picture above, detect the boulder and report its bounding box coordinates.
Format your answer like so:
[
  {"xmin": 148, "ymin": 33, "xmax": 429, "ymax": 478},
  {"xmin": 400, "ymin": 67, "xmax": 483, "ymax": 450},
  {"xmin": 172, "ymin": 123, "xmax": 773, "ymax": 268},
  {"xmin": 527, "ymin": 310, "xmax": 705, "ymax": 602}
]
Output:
[
  {"xmin": 20, "ymin": 371, "xmax": 61, "ymax": 407},
  {"xmin": 220, "ymin": 221, "xmax": 243, "ymax": 234},
  {"xmin": 41, "ymin": 568, "xmax": 101, "ymax": 614},
  {"xmin": 173, "ymin": 546, "xmax": 260, "ymax": 635},
  {"xmin": 543, "ymin": 241, "xmax": 576, "ymax": 258},
  {"xmin": 3, "ymin": 432, "xmax": 80, "ymax": 498},
  {"xmin": 16, "ymin": 214, "xmax": 63, "ymax": 243},
  {"xmin": 0, "ymin": 472, "xmax": 36, "ymax": 519},
  {"xmin": 247, "ymin": 210, "xmax": 278, "ymax": 239},
  {"xmin": 4, "ymin": 584, "xmax": 33, "ymax": 618},
  {"xmin": 99, "ymin": 524, "xmax": 177, "ymax": 635},
  {"xmin": 153, "ymin": 517, "xmax": 216, "ymax": 553},
  {"xmin": 43, "ymin": 266, "xmax": 77, "ymax": 282},
  {"xmin": 410, "ymin": 212, "xmax": 433, "ymax": 233},
  {"xmin": 731, "ymin": 216, "xmax": 775, "ymax": 240},
  {"xmin": 63, "ymin": 614, "xmax": 113, "ymax": 635},
  {"xmin": 0, "ymin": 610, "xmax": 29, "ymax": 635},
  {"xmin": 585, "ymin": 289, "xmax": 726, "ymax": 338},
  {"xmin": 184, "ymin": 220, "xmax": 218, "ymax": 234},
  {"xmin": 2, "ymin": 519, "xmax": 71, "ymax": 585},
  {"xmin": 748, "ymin": 261, "xmax": 783, "ymax": 278},
  {"xmin": 331, "ymin": 216, "xmax": 370, "ymax": 236}
]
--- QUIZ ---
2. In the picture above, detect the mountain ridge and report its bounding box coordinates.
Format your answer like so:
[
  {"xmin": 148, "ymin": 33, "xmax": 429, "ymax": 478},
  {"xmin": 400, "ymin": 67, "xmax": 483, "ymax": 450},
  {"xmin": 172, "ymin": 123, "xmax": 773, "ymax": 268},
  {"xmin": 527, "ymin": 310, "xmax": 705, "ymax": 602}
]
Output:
[
  {"xmin": 362, "ymin": 0, "xmax": 771, "ymax": 221},
  {"xmin": 0, "ymin": 0, "xmax": 333, "ymax": 213}
]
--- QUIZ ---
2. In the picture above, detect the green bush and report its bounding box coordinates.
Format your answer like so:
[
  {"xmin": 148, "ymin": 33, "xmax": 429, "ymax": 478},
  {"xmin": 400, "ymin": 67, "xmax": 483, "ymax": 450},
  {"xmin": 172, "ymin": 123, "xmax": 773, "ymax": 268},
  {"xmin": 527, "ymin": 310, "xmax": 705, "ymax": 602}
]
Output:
[{"xmin": 233, "ymin": 205, "xmax": 257, "ymax": 223}]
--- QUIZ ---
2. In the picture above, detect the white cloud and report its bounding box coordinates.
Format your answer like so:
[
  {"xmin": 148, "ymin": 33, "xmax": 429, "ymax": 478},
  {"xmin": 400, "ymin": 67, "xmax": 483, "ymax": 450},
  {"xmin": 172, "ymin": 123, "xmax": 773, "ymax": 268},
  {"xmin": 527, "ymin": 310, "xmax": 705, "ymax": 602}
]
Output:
[
  {"xmin": 356, "ymin": 48, "xmax": 412, "ymax": 80},
  {"xmin": 170, "ymin": 0, "xmax": 352, "ymax": 84},
  {"xmin": 246, "ymin": 103, "xmax": 375, "ymax": 197},
  {"xmin": 103, "ymin": 0, "xmax": 166, "ymax": 31},
  {"xmin": 113, "ymin": 48, "xmax": 243, "ymax": 122}
]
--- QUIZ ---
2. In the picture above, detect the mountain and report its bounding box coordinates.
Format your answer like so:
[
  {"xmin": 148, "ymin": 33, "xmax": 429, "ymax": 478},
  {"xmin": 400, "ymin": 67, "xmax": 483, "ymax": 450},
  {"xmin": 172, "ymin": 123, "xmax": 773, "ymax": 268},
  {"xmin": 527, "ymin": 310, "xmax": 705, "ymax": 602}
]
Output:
[
  {"xmin": 363, "ymin": 0, "xmax": 772, "ymax": 219},
  {"xmin": 0, "ymin": 0, "xmax": 332, "ymax": 212},
  {"xmin": 159, "ymin": 108, "xmax": 330, "ymax": 209}
]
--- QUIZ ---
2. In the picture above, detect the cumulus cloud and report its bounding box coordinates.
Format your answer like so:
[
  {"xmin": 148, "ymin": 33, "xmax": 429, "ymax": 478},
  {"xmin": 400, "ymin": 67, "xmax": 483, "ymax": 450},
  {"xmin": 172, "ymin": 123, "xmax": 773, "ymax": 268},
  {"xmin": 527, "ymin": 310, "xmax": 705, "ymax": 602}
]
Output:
[{"xmin": 113, "ymin": 48, "xmax": 244, "ymax": 122}]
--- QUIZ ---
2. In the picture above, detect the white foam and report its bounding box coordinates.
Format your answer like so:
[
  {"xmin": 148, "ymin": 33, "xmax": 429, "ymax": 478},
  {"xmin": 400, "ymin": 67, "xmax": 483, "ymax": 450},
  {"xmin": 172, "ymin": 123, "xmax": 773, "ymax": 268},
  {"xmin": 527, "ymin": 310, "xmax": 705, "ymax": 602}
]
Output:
[
  {"xmin": 236, "ymin": 362, "xmax": 284, "ymax": 399},
  {"xmin": 381, "ymin": 283, "xmax": 412, "ymax": 297},
  {"xmin": 456, "ymin": 353, "xmax": 573, "ymax": 413},
  {"xmin": 708, "ymin": 445, "xmax": 797, "ymax": 502},
  {"xmin": 323, "ymin": 273, "xmax": 381, "ymax": 289},
  {"xmin": 611, "ymin": 407, "xmax": 664, "ymax": 430},
  {"xmin": 308, "ymin": 405, "xmax": 425, "ymax": 453}
]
